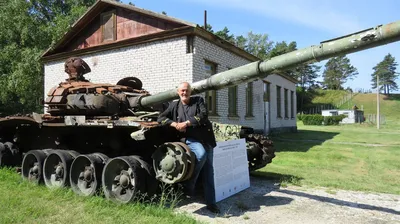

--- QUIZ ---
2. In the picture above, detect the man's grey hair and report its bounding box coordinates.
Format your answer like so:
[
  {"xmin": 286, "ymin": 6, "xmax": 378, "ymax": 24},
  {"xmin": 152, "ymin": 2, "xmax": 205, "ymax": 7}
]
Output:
[{"xmin": 177, "ymin": 82, "xmax": 192, "ymax": 91}]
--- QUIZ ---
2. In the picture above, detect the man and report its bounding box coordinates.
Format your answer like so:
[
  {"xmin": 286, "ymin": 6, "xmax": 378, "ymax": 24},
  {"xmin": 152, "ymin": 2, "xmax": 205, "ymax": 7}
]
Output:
[{"xmin": 157, "ymin": 82, "xmax": 220, "ymax": 214}]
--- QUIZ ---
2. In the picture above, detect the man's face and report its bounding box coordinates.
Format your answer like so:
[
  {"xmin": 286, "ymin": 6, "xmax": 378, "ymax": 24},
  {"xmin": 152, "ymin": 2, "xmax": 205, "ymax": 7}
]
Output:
[{"xmin": 178, "ymin": 83, "xmax": 191, "ymax": 102}]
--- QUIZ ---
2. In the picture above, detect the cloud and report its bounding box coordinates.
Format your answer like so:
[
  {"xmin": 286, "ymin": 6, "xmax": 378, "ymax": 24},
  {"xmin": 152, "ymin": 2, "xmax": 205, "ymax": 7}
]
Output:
[{"xmin": 185, "ymin": 0, "xmax": 364, "ymax": 35}]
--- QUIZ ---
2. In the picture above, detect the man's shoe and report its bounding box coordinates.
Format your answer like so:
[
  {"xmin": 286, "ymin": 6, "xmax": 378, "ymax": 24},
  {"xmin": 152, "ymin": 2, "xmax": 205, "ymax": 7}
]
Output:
[{"xmin": 206, "ymin": 204, "xmax": 220, "ymax": 214}]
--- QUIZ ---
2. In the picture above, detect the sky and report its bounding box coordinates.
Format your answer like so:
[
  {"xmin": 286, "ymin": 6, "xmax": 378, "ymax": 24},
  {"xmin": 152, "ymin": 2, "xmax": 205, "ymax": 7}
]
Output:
[{"xmin": 122, "ymin": 0, "xmax": 400, "ymax": 92}]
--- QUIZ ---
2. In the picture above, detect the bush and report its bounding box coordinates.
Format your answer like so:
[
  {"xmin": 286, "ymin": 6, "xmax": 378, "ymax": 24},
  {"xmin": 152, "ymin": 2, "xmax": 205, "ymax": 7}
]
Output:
[
  {"xmin": 302, "ymin": 114, "xmax": 324, "ymax": 125},
  {"xmin": 302, "ymin": 114, "xmax": 347, "ymax": 126},
  {"xmin": 323, "ymin": 115, "xmax": 347, "ymax": 125},
  {"xmin": 297, "ymin": 113, "xmax": 304, "ymax": 121}
]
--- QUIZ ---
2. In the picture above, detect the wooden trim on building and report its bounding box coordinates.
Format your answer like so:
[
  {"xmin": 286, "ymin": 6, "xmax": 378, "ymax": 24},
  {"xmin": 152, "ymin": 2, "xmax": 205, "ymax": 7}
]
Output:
[{"xmin": 41, "ymin": 26, "xmax": 195, "ymax": 62}]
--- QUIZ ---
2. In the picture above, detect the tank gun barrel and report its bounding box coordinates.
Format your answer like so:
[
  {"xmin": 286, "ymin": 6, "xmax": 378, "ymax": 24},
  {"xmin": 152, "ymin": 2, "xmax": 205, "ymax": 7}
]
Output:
[{"xmin": 140, "ymin": 20, "xmax": 400, "ymax": 108}]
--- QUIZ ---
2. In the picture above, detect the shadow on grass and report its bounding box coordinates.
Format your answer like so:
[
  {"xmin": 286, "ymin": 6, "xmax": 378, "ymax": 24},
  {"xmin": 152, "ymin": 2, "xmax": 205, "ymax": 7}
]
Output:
[
  {"xmin": 251, "ymin": 171, "xmax": 303, "ymax": 186},
  {"xmin": 270, "ymin": 130, "xmax": 339, "ymax": 152}
]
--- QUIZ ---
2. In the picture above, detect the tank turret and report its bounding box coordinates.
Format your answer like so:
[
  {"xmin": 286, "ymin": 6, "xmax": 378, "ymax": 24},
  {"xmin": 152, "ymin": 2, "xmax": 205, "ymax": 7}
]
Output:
[{"xmin": 0, "ymin": 19, "xmax": 399, "ymax": 204}]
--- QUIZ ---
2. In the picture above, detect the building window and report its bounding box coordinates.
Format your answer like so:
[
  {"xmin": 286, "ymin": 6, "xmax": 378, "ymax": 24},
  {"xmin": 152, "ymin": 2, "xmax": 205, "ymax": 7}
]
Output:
[
  {"xmin": 284, "ymin": 88, "xmax": 289, "ymax": 118},
  {"xmin": 101, "ymin": 10, "xmax": 116, "ymax": 43},
  {"xmin": 228, "ymin": 85, "xmax": 238, "ymax": 116},
  {"xmin": 186, "ymin": 35, "xmax": 194, "ymax": 53},
  {"xmin": 204, "ymin": 61, "xmax": 217, "ymax": 115},
  {"xmin": 276, "ymin": 86, "xmax": 282, "ymax": 118},
  {"xmin": 291, "ymin": 90, "xmax": 295, "ymax": 118},
  {"xmin": 263, "ymin": 82, "xmax": 270, "ymax": 102},
  {"xmin": 246, "ymin": 82, "xmax": 253, "ymax": 117}
]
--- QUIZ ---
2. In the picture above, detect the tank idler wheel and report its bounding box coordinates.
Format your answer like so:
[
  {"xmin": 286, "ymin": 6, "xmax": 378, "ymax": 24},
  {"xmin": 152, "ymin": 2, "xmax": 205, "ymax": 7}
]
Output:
[
  {"xmin": 102, "ymin": 156, "xmax": 146, "ymax": 203},
  {"xmin": 152, "ymin": 142, "xmax": 189, "ymax": 184},
  {"xmin": 21, "ymin": 150, "xmax": 50, "ymax": 183},
  {"xmin": 43, "ymin": 150, "xmax": 79, "ymax": 189},
  {"xmin": 70, "ymin": 153, "xmax": 109, "ymax": 196}
]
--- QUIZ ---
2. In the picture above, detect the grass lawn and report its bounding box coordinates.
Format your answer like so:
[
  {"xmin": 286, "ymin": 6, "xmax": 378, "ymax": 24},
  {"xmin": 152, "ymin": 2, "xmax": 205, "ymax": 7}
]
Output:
[
  {"xmin": 254, "ymin": 122, "xmax": 400, "ymax": 195},
  {"xmin": 0, "ymin": 168, "xmax": 197, "ymax": 224}
]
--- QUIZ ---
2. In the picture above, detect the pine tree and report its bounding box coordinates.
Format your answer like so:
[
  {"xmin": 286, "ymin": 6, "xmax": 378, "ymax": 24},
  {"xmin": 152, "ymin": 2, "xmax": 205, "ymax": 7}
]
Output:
[
  {"xmin": 322, "ymin": 56, "xmax": 358, "ymax": 90},
  {"xmin": 371, "ymin": 54, "xmax": 399, "ymax": 95}
]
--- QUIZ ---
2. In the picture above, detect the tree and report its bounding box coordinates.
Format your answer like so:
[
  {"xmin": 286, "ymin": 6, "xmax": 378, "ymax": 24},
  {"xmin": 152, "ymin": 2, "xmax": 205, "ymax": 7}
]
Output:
[
  {"xmin": 371, "ymin": 53, "xmax": 399, "ymax": 95},
  {"xmin": 243, "ymin": 31, "xmax": 273, "ymax": 59},
  {"xmin": 235, "ymin": 35, "xmax": 247, "ymax": 49},
  {"xmin": 322, "ymin": 56, "xmax": 358, "ymax": 90},
  {"xmin": 267, "ymin": 41, "xmax": 297, "ymax": 59},
  {"xmin": 0, "ymin": 0, "xmax": 95, "ymax": 115},
  {"xmin": 214, "ymin": 27, "xmax": 235, "ymax": 44}
]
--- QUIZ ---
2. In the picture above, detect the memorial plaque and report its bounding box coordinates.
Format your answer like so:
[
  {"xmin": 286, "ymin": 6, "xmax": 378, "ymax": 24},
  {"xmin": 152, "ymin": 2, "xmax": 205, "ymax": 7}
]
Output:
[{"xmin": 213, "ymin": 138, "xmax": 250, "ymax": 202}]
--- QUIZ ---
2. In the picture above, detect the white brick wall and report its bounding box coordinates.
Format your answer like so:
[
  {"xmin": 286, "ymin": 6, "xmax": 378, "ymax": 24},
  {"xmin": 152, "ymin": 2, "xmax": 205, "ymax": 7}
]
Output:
[
  {"xmin": 44, "ymin": 37, "xmax": 192, "ymax": 97},
  {"xmin": 264, "ymin": 74, "xmax": 297, "ymax": 131},
  {"xmin": 192, "ymin": 37, "xmax": 265, "ymax": 131}
]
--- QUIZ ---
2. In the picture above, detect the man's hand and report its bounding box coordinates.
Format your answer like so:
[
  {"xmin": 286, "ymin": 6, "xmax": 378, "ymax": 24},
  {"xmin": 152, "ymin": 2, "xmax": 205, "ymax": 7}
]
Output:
[{"xmin": 171, "ymin": 121, "xmax": 190, "ymax": 132}]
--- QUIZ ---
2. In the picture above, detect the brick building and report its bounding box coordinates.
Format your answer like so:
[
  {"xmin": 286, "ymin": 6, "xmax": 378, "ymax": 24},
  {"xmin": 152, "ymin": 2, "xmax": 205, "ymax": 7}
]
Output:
[{"xmin": 41, "ymin": 0, "xmax": 297, "ymax": 134}]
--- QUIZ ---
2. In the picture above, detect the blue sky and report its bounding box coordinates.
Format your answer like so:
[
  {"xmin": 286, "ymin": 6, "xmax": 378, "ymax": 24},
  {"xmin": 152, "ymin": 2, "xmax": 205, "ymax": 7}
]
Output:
[{"xmin": 122, "ymin": 0, "xmax": 400, "ymax": 92}]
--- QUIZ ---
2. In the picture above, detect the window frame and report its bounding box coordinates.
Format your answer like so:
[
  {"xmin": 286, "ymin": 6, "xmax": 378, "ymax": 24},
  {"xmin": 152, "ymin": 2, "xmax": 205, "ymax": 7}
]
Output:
[
  {"xmin": 245, "ymin": 82, "xmax": 253, "ymax": 117},
  {"xmin": 228, "ymin": 85, "xmax": 238, "ymax": 117},
  {"xmin": 284, "ymin": 88, "xmax": 289, "ymax": 119},
  {"xmin": 291, "ymin": 90, "xmax": 295, "ymax": 118},
  {"xmin": 263, "ymin": 81, "xmax": 270, "ymax": 102},
  {"xmin": 100, "ymin": 10, "xmax": 117, "ymax": 43},
  {"xmin": 276, "ymin": 85, "xmax": 282, "ymax": 118},
  {"xmin": 204, "ymin": 60, "xmax": 218, "ymax": 116}
]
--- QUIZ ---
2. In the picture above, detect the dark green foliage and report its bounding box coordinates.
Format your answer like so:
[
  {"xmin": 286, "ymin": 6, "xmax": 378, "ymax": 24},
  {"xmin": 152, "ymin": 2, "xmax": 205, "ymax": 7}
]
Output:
[
  {"xmin": 322, "ymin": 56, "xmax": 358, "ymax": 90},
  {"xmin": 323, "ymin": 115, "xmax": 347, "ymax": 125},
  {"xmin": 214, "ymin": 27, "xmax": 235, "ymax": 44},
  {"xmin": 0, "ymin": 0, "xmax": 95, "ymax": 115},
  {"xmin": 302, "ymin": 114, "xmax": 346, "ymax": 125},
  {"xmin": 297, "ymin": 113, "xmax": 305, "ymax": 121},
  {"xmin": 302, "ymin": 114, "xmax": 324, "ymax": 125},
  {"xmin": 370, "ymin": 53, "xmax": 399, "ymax": 95}
]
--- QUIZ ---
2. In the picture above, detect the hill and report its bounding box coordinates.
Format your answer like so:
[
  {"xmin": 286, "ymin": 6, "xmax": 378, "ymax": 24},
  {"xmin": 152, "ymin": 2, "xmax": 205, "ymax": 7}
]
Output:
[
  {"xmin": 302, "ymin": 89, "xmax": 400, "ymax": 128},
  {"xmin": 339, "ymin": 93, "xmax": 400, "ymax": 127}
]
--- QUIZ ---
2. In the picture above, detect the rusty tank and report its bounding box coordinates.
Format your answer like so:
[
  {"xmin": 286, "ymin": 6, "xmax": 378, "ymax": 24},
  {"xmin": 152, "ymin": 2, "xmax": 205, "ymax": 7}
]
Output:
[{"xmin": 1, "ymin": 19, "xmax": 400, "ymax": 203}]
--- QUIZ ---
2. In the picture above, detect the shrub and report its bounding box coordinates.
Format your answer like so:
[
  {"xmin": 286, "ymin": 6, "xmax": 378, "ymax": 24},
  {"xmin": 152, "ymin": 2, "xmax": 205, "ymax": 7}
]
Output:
[
  {"xmin": 297, "ymin": 113, "xmax": 304, "ymax": 121},
  {"xmin": 302, "ymin": 114, "xmax": 324, "ymax": 125},
  {"xmin": 323, "ymin": 115, "xmax": 347, "ymax": 125}
]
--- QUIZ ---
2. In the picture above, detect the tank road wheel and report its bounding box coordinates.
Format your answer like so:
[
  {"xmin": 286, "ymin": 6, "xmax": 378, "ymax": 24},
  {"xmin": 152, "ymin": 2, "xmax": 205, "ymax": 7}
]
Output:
[
  {"xmin": 246, "ymin": 134, "xmax": 275, "ymax": 171},
  {"xmin": 21, "ymin": 150, "xmax": 50, "ymax": 183},
  {"xmin": 43, "ymin": 150, "xmax": 79, "ymax": 188},
  {"xmin": 130, "ymin": 155, "xmax": 159, "ymax": 198},
  {"xmin": 102, "ymin": 156, "xmax": 146, "ymax": 203},
  {"xmin": 152, "ymin": 142, "xmax": 191, "ymax": 184},
  {"xmin": 70, "ymin": 153, "xmax": 109, "ymax": 196},
  {"xmin": 0, "ymin": 142, "xmax": 21, "ymax": 167}
]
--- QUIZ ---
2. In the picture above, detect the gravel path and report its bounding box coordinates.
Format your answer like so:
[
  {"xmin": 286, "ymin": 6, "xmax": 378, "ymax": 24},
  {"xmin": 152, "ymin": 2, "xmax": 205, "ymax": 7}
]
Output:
[{"xmin": 175, "ymin": 176, "xmax": 400, "ymax": 224}]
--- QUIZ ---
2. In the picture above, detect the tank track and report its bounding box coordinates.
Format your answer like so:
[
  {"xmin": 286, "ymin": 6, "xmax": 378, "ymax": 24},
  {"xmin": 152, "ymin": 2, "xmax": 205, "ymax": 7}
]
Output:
[{"xmin": 245, "ymin": 134, "xmax": 275, "ymax": 171}]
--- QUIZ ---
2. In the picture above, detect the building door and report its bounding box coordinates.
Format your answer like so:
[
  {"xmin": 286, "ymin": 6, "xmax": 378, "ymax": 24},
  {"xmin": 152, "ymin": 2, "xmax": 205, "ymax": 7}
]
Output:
[{"xmin": 263, "ymin": 82, "xmax": 270, "ymax": 134}]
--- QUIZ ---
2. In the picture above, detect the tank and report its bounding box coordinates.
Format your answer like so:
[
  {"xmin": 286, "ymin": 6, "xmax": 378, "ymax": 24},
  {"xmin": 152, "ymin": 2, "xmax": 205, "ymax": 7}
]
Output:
[{"xmin": 0, "ymin": 19, "xmax": 400, "ymax": 203}]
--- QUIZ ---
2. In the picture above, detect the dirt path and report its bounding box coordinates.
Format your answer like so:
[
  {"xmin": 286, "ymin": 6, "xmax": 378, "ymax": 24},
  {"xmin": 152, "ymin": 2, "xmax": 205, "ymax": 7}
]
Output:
[{"xmin": 175, "ymin": 176, "xmax": 400, "ymax": 224}]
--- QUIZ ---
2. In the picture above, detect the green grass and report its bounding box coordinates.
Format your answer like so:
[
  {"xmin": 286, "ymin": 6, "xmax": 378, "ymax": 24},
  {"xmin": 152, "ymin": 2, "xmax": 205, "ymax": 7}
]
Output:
[
  {"xmin": 257, "ymin": 122, "xmax": 400, "ymax": 195},
  {"xmin": 0, "ymin": 168, "xmax": 197, "ymax": 224},
  {"xmin": 311, "ymin": 89, "xmax": 350, "ymax": 105}
]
